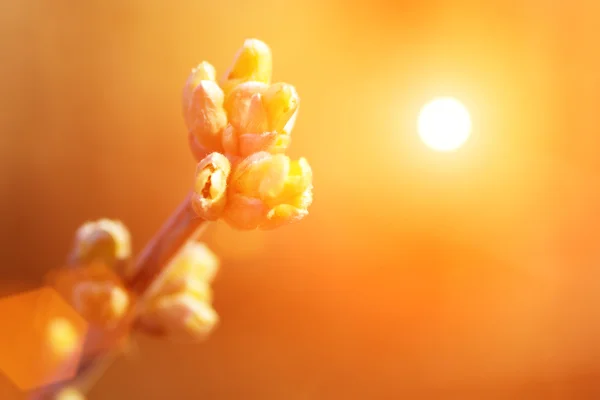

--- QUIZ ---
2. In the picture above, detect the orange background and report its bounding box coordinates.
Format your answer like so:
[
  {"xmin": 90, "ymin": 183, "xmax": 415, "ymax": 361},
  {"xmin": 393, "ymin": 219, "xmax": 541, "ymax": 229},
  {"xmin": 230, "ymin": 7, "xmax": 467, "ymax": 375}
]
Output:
[{"xmin": 1, "ymin": 0, "xmax": 600, "ymax": 398}]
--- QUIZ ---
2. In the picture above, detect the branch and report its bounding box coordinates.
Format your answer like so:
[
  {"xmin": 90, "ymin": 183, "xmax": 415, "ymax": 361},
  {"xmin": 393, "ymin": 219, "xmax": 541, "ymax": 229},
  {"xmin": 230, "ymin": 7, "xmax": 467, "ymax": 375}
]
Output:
[{"xmin": 30, "ymin": 192, "xmax": 207, "ymax": 399}]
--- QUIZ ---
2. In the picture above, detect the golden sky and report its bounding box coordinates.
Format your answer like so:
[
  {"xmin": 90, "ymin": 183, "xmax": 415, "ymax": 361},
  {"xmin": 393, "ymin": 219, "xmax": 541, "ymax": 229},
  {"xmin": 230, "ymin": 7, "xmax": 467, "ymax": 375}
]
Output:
[{"xmin": 1, "ymin": 0, "xmax": 600, "ymax": 398}]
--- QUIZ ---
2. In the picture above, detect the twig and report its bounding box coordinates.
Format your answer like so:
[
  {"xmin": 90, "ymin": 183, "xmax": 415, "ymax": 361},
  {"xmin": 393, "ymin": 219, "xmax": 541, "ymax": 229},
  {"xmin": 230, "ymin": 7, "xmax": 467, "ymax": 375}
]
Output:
[
  {"xmin": 31, "ymin": 191, "xmax": 206, "ymax": 399},
  {"xmin": 126, "ymin": 191, "xmax": 207, "ymax": 296}
]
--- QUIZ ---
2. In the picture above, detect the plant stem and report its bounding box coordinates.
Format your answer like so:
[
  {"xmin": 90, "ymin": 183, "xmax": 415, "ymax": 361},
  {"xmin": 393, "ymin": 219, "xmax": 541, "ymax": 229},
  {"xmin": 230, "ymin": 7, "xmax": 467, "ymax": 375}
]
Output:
[
  {"xmin": 126, "ymin": 191, "xmax": 207, "ymax": 295},
  {"xmin": 31, "ymin": 191, "xmax": 206, "ymax": 399}
]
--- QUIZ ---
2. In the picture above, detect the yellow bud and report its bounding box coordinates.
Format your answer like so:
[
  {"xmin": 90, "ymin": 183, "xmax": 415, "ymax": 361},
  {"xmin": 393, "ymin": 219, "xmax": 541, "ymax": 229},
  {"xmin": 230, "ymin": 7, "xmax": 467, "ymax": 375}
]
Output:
[
  {"xmin": 138, "ymin": 294, "xmax": 218, "ymax": 342},
  {"xmin": 242, "ymin": 93, "xmax": 270, "ymax": 133},
  {"xmin": 191, "ymin": 152, "xmax": 231, "ymax": 220},
  {"xmin": 222, "ymin": 39, "xmax": 272, "ymax": 91},
  {"xmin": 224, "ymin": 152, "xmax": 313, "ymax": 230},
  {"xmin": 174, "ymin": 242, "xmax": 219, "ymax": 283},
  {"xmin": 182, "ymin": 62, "xmax": 217, "ymax": 114},
  {"xmin": 231, "ymin": 152, "xmax": 289, "ymax": 198},
  {"xmin": 145, "ymin": 242, "xmax": 219, "ymax": 301},
  {"xmin": 220, "ymin": 81, "xmax": 297, "ymax": 157},
  {"xmin": 72, "ymin": 281, "xmax": 130, "ymax": 328},
  {"xmin": 223, "ymin": 81, "xmax": 268, "ymax": 133},
  {"xmin": 71, "ymin": 219, "xmax": 131, "ymax": 269},
  {"xmin": 182, "ymin": 62, "xmax": 216, "ymax": 127},
  {"xmin": 262, "ymin": 82, "xmax": 300, "ymax": 133},
  {"xmin": 273, "ymin": 157, "xmax": 313, "ymax": 205},
  {"xmin": 184, "ymin": 80, "xmax": 227, "ymax": 153},
  {"xmin": 193, "ymin": 61, "xmax": 217, "ymax": 81}
]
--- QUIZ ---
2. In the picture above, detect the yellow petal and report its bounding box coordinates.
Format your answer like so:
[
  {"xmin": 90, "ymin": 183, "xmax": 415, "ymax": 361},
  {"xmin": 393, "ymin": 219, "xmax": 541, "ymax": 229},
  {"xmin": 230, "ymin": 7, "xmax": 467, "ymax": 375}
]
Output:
[
  {"xmin": 290, "ymin": 187, "xmax": 314, "ymax": 210},
  {"xmin": 230, "ymin": 152, "xmax": 289, "ymax": 199},
  {"xmin": 223, "ymin": 193, "xmax": 268, "ymax": 230},
  {"xmin": 192, "ymin": 61, "xmax": 217, "ymax": 82},
  {"xmin": 182, "ymin": 62, "xmax": 217, "ymax": 112},
  {"xmin": 186, "ymin": 80, "xmax": 227, "ymax": 152},
  {"xmin": 222, "ymin": 39, "xmax": 272, "ymax": 85},
  {"xmin": 223, "ymin": 81, "xmax": 268, "ymax": 132},
  {"xmin": 182, "ymin": 62, "xmax": 215, "ymax": 121},
  {"xmin": 240, "ymin": 93, "xmax": 269, "ymax": 133},
  {"xmin": 261, "ymin": 204, "xmax": 309, "ymax": 230},
  {"xmin": 262, "ymin": 82, "xmax": 299, "ymax": 133},
  {"xmin": 230, "ymin": 151, "xmax": 272, "ymax": 192},
  {"xmin": 282, "ymin": 157, "xmax": 313, "ymax": 197},
  {"xmin": 258, "ymin": 154, "xmax": 290, "ymax": 199}
]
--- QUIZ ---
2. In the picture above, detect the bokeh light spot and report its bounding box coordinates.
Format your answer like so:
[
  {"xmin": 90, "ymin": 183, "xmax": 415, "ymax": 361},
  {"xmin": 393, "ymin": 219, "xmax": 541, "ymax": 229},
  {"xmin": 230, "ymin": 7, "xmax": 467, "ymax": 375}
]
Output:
[
  {"xmin": 0, "ymin": 287, "xmax": 88, "ymax": 391},
  {"xmin": 47, "ymin": 318, "xmax": 79, "ymax": 360},
  {"xmin": 56, "ymin": 387, "xmax": 86, "ymax": 400}
]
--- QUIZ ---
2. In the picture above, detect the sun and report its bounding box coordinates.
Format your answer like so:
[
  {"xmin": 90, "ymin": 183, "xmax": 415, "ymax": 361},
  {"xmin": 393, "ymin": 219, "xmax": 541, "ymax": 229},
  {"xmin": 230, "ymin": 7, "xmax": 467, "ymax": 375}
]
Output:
[{"xmin": 418, "ymin": 97, "xmax": 472, "ymax": 152}]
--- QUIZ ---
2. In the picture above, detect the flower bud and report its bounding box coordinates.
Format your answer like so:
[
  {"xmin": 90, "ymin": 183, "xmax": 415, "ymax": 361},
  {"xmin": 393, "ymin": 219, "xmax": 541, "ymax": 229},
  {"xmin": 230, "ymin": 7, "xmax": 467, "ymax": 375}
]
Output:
[
  {"xmin": 221, "ymin": 39, "xmax": 272, "ymax": 95},
  {"xmin": 221, "ymin": 81, "xmax": 295, "ymax": 157},
  {"xmin": 182, "ymin": 62, "xmax": 217, "ymax": 114},
  {"xmin": 137, "ymin": 293, "xmax": 218, "ymax": 342},
  {"xmin": 223, "ymin": 81, "xmax": 269, "ymax": 133},
  {"xmin": 72, "ymin": 281, "xmax": 130, "ymax": 328},
  {"xmin": 194, "ymin": 61, "xmax": 217, "ymax": 81},
  {"xmin": 183, "ymin": 76, "xmax": 227, "ymax": 158},
  {"xmin": 45, "ymin": 262, "xmax": 133, "ymax": 358},
  {"xmin": 191, "ymin": 152, "xmax": 231, "ymax": 220},
  {"xmin": 262, "ymin": 82, "xmax": 300, "ymax": 134},
  {"xmin": 70, "ymin": 219, "xmax": 131, "ymax": 269},
  {"xmin": 145, "ymin": 242, "xmax": 219, "ymax": 301},
  {"xmin": 224, "ymin": 152, "xmax": 313, "ymax": 230}
]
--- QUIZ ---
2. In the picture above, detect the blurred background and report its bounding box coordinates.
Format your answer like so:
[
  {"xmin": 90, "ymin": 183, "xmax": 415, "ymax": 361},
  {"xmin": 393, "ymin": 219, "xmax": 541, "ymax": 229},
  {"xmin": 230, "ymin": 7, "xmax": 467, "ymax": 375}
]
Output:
[{"xmin": 1, "ymin": 0, "xmax": 600, "ymax": 398}]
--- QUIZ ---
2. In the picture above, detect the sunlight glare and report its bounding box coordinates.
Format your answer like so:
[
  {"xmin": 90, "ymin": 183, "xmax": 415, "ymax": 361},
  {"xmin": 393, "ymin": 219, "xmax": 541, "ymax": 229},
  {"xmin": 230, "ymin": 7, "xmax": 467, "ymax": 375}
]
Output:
[{"xmin": 418, "ymin": 97, "xmax": 472, "ymax": 152}]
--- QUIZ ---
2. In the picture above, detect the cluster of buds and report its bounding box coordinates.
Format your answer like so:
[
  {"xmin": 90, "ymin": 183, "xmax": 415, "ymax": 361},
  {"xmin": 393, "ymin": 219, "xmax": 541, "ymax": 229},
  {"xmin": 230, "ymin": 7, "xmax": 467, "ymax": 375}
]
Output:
[
  {"xmin": 48, "ymin": 219, "xmax": 220, "ymax": 353},
  {"xmin": 183, "ymin": 39, "xmax": 314, "ymax": 230},
  {"xmin": 52, "ymin": 220, "xmax": 134, "ymax": 335},
  {"xmin": 136, "ymin": 243, "xmax": 219, "ymax": 342},
  {"xmin": 26, "ymin": 39, "xmax": 314, "ymax": 399}
]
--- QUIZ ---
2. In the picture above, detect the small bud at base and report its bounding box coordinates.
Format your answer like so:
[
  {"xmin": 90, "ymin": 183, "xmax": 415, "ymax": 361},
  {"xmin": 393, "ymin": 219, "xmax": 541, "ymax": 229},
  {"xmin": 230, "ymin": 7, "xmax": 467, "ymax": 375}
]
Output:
[{"xmin": 191, "ymin": 153, "xmax": 231, "ymax": 220}]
